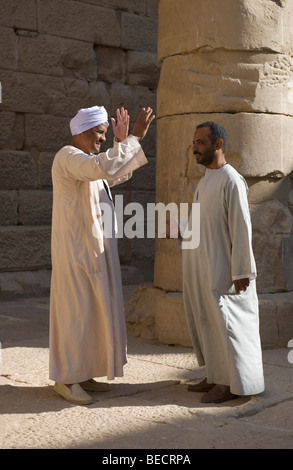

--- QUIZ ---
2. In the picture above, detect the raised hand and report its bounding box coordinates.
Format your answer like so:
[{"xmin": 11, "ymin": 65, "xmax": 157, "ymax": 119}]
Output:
[
  {"xmin": 132, "ymin": 107, "xmax": 155, "ymax": 140},
  {"xmin": 111, "ymin": 107, "xmax": 130, "ymax": 142}
]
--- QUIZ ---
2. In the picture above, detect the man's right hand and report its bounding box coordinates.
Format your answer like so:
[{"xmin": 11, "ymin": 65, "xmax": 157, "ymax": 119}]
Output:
[
  {"xmin": 132, "ymin": 107, "xmax": 155, "ymax": 140},
  {"xmin": 165, "ymin": 219, "xmax": 181, "ymax": 239}
]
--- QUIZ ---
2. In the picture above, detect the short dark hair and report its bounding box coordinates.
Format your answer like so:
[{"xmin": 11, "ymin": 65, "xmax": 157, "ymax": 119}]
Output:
[{"xmin": 196, "ymin": 121, "xmax": 228, "ymax": 152}]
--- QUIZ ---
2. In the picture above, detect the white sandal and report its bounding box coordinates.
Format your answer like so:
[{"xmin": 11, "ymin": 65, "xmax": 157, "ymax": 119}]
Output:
[{"xmin": 54, "ymin": 383, "xmax": 93, "ymax": 405}]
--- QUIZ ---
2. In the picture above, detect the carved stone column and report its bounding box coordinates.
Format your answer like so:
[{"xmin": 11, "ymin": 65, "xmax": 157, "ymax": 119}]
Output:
[{"xmin": 126, "ymin": 0, "xmax": 293, "ymax": 348}]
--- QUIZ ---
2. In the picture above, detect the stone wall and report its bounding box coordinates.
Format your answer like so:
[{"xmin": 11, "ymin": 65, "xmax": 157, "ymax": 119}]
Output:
[
  {"xmin": 0, "ymin": 0, "xmax": 159, "ymax": 295},
  {"xmin": 125, "ymin": 0, "xmax": 293, "ymax": 349}
]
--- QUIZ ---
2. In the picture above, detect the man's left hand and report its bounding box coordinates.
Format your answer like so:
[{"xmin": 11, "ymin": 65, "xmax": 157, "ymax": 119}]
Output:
[
  {"xmin": 111, "ymin": 107, "xmax": 130, "ymax": 142},
  {"xmin": 233, "ymin": 278, "xmax": 250, "ymax": 294}
]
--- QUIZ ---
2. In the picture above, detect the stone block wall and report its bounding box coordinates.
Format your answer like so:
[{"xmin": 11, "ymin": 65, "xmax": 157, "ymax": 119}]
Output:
[{"xmin": 0, "ymin": 0, "xmax": 159, "ymax": 295}]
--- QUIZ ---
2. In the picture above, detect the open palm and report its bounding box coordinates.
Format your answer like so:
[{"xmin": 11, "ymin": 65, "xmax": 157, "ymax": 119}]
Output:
[{"xmin": 111, "ymin": 107, "xmax": 130, "ymax": 142}]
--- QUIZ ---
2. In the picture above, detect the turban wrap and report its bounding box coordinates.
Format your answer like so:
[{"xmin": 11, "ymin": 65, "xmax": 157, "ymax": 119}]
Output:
[{"xmin": 70, "ymin": 106, "xmax": 109, "ymax": 136}]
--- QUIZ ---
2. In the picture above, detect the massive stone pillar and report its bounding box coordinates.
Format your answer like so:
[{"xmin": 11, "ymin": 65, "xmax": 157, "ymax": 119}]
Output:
[{"xmin": 126, "ymin": 0, "xmax": 293, "ymax": 348}]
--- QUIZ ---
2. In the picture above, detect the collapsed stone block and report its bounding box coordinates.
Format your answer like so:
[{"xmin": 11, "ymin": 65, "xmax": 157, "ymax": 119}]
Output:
[
  {"xmin": 125, "ymin": 283, "xmax": 164, "ymax": 340},
  {"xmin": 155, "ymin": 292, "xmax": 192, "ymax": 347}
]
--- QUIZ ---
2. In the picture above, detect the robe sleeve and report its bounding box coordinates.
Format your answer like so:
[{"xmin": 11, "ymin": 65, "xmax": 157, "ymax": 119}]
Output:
[
  {"xmin": 108, "ymin": 174, "xmax": 132, "ymax": 187},
  {"xmin": 225, "ymin": 175, "xmax": 257, "ymax": 280},
  {"xmin": 54, "ymin": 135, "xmax": 147, "ymax": 182}
]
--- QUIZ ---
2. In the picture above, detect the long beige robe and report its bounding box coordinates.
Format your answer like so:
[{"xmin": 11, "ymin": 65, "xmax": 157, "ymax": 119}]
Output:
[
  {"xmin": 49, "ymin": 135, "xmax": 147, "ymax": 384},
  {"xmin": 182, "ymin": 164, "xmax": 265, "ymax": 396}
]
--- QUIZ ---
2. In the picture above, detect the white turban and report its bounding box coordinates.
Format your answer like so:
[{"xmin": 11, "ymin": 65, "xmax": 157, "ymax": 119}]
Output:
[{"xmin": 70, "ymin": 105, "xmax": 109, "ymax": 136}]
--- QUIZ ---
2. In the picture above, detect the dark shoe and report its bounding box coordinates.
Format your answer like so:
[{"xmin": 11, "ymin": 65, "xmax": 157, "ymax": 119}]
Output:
[
  {"xmin": 187, "ymin": 378, "xmax": 216, "ymax": 393},
  {"xmin": 79, "ymin": 379, "xmax": 110, "ymax": 392},
  {"xmin": 201, "ymin": 384, "xmax": 239, "ymax": 403}
]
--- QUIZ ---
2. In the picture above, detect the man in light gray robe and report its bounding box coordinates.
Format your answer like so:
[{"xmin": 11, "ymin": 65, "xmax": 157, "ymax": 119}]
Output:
[
  {"xmin": 49, "ymin": 105, "xmax": 155, "ymax": 405},
  {"xmin": 182, "ymin": 121, "xmax": 265, "ymax": 403}
]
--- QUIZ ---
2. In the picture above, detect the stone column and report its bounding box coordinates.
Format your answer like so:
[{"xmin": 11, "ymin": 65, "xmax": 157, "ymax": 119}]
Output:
[{"xmin": 126, "ymin": 0, "xmax": 293, "ymax": 348}]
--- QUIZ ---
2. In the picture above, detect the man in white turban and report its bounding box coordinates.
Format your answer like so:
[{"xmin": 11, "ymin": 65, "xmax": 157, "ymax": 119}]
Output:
[
  {"xmin": 49, "ymin": 105, "xmax": 155, "ymax": 405},
  {"xmin": 69, "ymin": 105, "xmax": 110, "ymax": 136}
]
